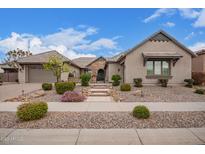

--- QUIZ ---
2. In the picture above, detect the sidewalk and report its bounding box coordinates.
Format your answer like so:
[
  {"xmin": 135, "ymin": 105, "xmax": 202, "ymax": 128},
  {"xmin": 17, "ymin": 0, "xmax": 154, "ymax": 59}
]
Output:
[
  {"xmin": 0, "ymin": 128, "xmax": 204, "ymax": 145},
  {"xmin": 0, "ymin": 102, "xmax": 205, "ymax": 112}
]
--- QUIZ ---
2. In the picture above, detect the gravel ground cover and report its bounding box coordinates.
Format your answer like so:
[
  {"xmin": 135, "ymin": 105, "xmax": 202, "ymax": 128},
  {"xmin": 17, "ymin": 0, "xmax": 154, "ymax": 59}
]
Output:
[
  {"xmin": 4, "ymin": 85, "xmax": 205, "ymax": 102},
  {"xmin": 0, "ymin": 111, "xmax": 204, "ymax": 129},
  {"xmin": 5, "ymin": 86, "xmax": 89, "ymax": 102},
  {"xmin": 113, "ymin": 86, "xmax": 205, "ymax": 102}
]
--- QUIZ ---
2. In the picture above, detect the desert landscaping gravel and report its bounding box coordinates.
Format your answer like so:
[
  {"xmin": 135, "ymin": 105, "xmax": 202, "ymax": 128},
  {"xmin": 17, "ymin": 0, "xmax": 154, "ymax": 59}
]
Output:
[
  {"xmin": 0, "ymin": 111, "xmax": 204, "ymax": 129},
  {"xmin": 114, "ymin": 86, "xmax": 205, "ymax": 102},
  {"xmin": 4, "ymin": 85, "xmax": 205, "ymax": 102},
  {"xmin": 5, "ymin": 86, "xmax": 89, "ymax": 102}
]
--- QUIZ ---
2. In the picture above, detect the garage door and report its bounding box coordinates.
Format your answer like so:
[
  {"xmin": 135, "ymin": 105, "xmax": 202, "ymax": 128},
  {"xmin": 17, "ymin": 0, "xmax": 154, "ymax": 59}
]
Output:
[{"xmin": 28, "ymin": 65, "xmax": 56, "ymax": 83}]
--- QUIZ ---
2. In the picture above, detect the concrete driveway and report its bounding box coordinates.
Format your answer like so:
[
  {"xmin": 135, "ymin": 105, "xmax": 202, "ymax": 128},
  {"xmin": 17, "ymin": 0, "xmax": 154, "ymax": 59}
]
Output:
[{"xmin": 0, "ymin": 83, "xmax": 41, "ymax": 101}]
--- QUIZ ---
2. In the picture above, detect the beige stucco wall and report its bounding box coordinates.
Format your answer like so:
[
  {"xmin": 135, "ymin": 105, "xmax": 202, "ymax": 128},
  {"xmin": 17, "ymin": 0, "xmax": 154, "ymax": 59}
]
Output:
[
  {"xmin": 18, "ymin": 65, "xmax": 27, "ymax": 83},
  {"xmin": 124, "ymin": 40, "xmax": 192, "ymax": 84},
  {"xmin": 106, "ymin": 63, "xmax": 123, "ymax": 82},
  {"xmin": 192, "ymin": 54, "xmax": 205, "ymax": 72},
  {"xmin": 61, "ymin": 64, "xmax": 81, "ymax": 81}
]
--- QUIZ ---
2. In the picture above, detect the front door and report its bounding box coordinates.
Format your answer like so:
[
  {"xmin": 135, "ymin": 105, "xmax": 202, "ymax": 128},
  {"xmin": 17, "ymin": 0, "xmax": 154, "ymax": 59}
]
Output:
[{"xmin": 97, "ymin": 69, "xmax": 105, "ymax": 81}]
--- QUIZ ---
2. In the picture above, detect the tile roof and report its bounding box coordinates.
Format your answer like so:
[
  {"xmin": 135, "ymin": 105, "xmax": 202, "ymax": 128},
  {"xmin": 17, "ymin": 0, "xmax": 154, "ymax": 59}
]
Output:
[
  {"xmin": 72, "ymin": 57, "xmax": 96, "ymax": 68},
  {"xmin": 106, "ymin": 50, "xmax": 129, "ymax": 62},
  {"xmin": 17, "ymin": 50, "xmax": 80, "ymax": 68}
]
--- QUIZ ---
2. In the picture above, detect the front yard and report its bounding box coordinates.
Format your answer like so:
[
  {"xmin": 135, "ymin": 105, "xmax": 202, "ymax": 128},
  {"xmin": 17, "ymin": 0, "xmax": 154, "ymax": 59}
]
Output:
[
  {"xmin": 112, "ymin": 85, "xmax": 205, "ymax": 102},
  {"xmin": 4, "ymin": 84, "xmax": 205, "ymax": 102}
]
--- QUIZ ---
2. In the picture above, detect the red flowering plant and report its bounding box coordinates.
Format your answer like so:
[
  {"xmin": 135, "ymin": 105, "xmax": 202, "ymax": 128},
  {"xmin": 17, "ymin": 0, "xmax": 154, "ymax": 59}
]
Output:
[{"xmin": 61, "ymin": 91, "xmax": 86, "ymax": 102}]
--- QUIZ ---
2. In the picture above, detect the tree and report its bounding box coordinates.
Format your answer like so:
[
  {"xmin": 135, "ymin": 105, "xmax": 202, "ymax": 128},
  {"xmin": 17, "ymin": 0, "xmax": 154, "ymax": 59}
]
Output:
[
  {"xmin": 43, "ymin": 56, "xmax": 69, "ymax": 82},
  {"xmin": 4, "ymin": 48, "xmax": 32, "ymax": 70}
]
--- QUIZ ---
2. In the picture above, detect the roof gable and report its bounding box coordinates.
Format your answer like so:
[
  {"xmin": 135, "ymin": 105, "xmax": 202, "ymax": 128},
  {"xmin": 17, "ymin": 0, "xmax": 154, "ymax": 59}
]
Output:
[{"xmin": 124, "ymin": 30, "xmax": 196, "ymax": 58}]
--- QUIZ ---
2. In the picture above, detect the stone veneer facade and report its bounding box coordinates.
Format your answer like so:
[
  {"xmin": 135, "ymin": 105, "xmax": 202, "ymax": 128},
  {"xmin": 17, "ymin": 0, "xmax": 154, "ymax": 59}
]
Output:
[{"xmin": 87, "ymin": 57, "xmax": 106, "ymax": 82}]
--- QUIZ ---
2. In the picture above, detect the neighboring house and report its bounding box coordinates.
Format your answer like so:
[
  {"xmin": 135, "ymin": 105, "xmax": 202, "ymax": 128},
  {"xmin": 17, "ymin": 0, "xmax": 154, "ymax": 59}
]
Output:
[
  {"xmin": 192, "ymin": 49, "xmax": 205, "ymax": 73},
  {"xmin": 192, "ymin": 49, "xmax": 205, "ymax": 85},
  {"xmin": 0, "ymin": 64, "xmax": 18, "ymax": 82},
  {"xmin": 4, "ymin": 30, "xmax": 196, "ymax": 85},
  {"xmin": 17, "ymin": 50, "xmax": 81, "ymax": 83}
]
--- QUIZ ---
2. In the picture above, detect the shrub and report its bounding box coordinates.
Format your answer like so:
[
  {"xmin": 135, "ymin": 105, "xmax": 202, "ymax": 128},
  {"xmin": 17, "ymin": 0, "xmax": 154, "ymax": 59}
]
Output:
[
  {"xmin": 61, "ymin": 91, "xmax": 86, "ymax": 102},
  {"xmin": 133, "ymin": 78, "xmax": 143, "ymax": 87},
  {"xmin": 192, "ymin": 72, "xmax": 205, "ymax": 85},
  {"xmin": 80, "ymin": 73, "xmax": 91, "ymax": 86},
  {"xmin": 158, "ymin": 79, "xmax": 168, "ymax": 87},
  {"xmin": 16, "ymin": 102, "xmax": 48, "ymax": 121},
  {"xmin": 132, "ymin": 105, "xmax": 150, "ymax": 119},
  {"xmin": 184, "ymin": 79, "xmax": 194, "ymax": 88},
  {"xmin": 111, "ymin": 74, "xmax": 121, "ymax": 86},
  {"xmin": 195, "ymin": 89, "xmax": 205, "ymax": 95},
  {"xmin": 42, "ymin": 83, "xmax": 52, "ymax": 90},
  {"xmin": 55, "ymin": 82, "xmax": 75, "ymax": 94},
  {"xmin": 120, "ymin": 83, "xmax": 131, "ymax": 91}
]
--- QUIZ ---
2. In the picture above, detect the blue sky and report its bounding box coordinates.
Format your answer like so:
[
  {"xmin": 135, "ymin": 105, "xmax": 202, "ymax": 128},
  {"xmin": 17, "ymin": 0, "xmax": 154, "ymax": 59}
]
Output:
[{"xmin": 0, "ymin": 8, "xmax": 205, "ymax": 61}]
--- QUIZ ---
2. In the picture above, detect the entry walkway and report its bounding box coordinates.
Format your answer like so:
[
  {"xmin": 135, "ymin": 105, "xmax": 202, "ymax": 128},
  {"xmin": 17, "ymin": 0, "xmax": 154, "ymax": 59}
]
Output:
[
  {"xmin": 0, "ymin": 102, "xmax": 205, "ymax": 112},
  {"xmin": 0, "ymin": 128, "xmax": 204, "ymax": 145}
]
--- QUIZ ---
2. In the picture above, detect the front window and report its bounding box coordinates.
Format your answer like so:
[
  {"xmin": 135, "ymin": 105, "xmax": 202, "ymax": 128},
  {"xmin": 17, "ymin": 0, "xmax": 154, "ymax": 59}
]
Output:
[
  {"xmin": 154, "ymin": 61, "xmax": 161, "ymax": 75},
  {"xmin": 146, "ymin": 60, "xmax": 170, "ymax": 76},
  {"xmin": 146, "ymin": 61, "xmax": 154, "ymax": 75},
  {"xmin": 162, "ymin": 61, "xmax": 169, "ymax": 76}
]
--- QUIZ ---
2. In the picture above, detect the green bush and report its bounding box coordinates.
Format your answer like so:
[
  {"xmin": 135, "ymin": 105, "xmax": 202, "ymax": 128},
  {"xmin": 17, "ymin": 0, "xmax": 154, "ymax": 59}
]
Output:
[
  {"xmin": 55, "ymin": 82, "xmax": 75, "ymax": 94},
  {"xmin": 42, "ymin": 83, "xmax": 52, "ymax": 90},
  {"xmin": 184, "ymin": 79, "xmax": 194, "ymax": 88},
  {"xmin": 133, "ymin": 78, "xmax": 143, "ymax": 87},
  {"xmin": 80, "ymin": 73, "xmax": 91, "ymax": 86},
  {"xmin": 120, "ymin": 83, "xmax": 131, "ymax": 91},
  {"xmin": 132, "ymin": 105, "xmax": 150, "ymax": 119},
  {"xmin": 159, "ymin": 79, "xmax": 168, "ymax": 87},
  {"xmin": 195, "ymin": 89, "xmax": 205, "ymax": 95},
  {"xmin": 111, "ymin": 74, "xmax": 121, "ymax": 86},
  {"xmin": 17, "ymin": 102, "xmax": 48, "ymax": 121}
]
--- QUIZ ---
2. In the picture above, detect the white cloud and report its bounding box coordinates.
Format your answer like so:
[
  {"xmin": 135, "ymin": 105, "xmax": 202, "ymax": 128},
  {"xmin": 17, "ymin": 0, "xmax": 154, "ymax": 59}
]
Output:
[
  {"xmin": 179, "ymin": 9, "xmax": 200, "ymax": 19},
  {"xmin": 74, "ymin": 38, "xmax": 118, "ymax": 51},
  {"xmin": 189, "ymin": 42, "xmax": 205, "ymax": 51},
  {"xmin": 185, "ymin": 32, "xmax": 195, "ymax": 40},
  {"xmin": 143, "ymin": 8, "xmax": 204, "ymax": 28},
  {"xmin": 193, "ymin": 9, "xmax": 205, "ymax": 27},
  {"xmin": 0, "ymin": 26, "xmax": 119, "ymax": 59},
  {"xmin": 143, "ymin": 9, "xmax": 175, "ymax": 23},
  {"xmin": 163, "ymin": 22, "xmax": 175, "ymax": 27}
]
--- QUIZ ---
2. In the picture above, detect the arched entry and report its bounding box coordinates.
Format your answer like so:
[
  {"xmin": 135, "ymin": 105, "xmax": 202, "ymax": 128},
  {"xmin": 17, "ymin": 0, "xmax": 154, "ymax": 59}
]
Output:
[{"xmin": 97, "ymin": 69, "xmax": 105, "ymax": 81}]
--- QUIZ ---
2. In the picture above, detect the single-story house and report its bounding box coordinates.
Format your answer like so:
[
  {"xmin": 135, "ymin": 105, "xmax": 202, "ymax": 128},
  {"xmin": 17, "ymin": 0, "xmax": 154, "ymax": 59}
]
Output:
[{"xmin": 4, "ymin": 30, "xmax": 196, "ymax": 85}]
